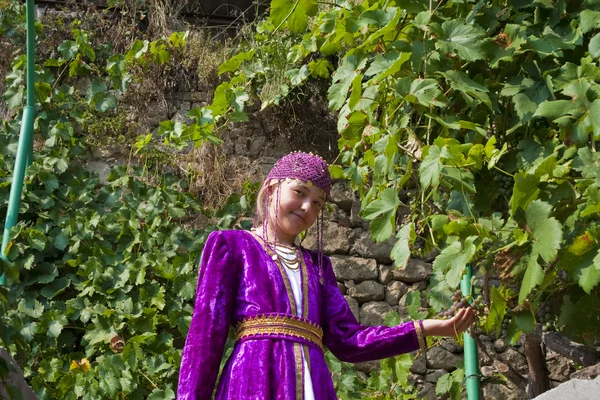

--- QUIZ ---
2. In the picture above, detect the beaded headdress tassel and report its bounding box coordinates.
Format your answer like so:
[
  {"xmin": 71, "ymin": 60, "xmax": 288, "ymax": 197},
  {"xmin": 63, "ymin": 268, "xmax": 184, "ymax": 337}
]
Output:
[{"xmin": 255, "ymin": 152, "xmax": 332, "ymax": 284}]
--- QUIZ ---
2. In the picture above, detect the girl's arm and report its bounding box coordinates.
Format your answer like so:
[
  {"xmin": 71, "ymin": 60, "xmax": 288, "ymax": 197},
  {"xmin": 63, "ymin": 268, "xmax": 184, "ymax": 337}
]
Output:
[
  {"xmin": 177, "ymin": 231, "xmax": 237, "ymax": 400},
  {"xmin": 321, "ymin": 256, "xmax": 475, "ymax": 363}
]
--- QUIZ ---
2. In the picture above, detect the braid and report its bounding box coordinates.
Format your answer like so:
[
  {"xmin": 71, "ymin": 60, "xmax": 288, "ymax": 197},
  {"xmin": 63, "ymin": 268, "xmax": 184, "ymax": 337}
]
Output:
[
  {"xmin": 318, "ymin": 208, "xmax": 324, "ymax": 284},
  {"xmin": 274, "ymin": 182, "xmax": 282, "ymax": 250}
]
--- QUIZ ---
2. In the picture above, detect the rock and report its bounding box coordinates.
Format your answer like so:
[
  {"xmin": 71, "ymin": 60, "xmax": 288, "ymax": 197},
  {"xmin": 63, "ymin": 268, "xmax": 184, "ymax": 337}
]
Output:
[
  {"xmin": 347, "ymin": 281, "xmax": 385, "ymax": 303},
  {"xmin": 417, "ymin": 382, "xmax": 436, "ymax": 400},
  {"xmin": 86, "ymin": 161, "xmax": 112, "ymax": 185},
  {"xmin": 359, "ymin": 301, "xmax": 393, "ymax": 326},
  {"xmin": 350, "ymin": 200, "xmax": 366, "ymax": 228},
  {"xmin": 344, "ymin": 295, "xmax": 360, "ymax": 322},
  {"xmin": 171, "ymin": 110, "xmax": 193, "ymax": 125},
  {"xmin": 481, "ymin": 366, "xmax": 496, "ymax": 377},
  {"xmin": 329, "ymin": 181, "xmax": 354, "ymax": 211},
  {"xmin": 336, "ymin": 282, "xmax": 346, "ymax": 295},
  {"xmin": 494, "ymin": 338, "xmax": 508, "ymax": 353},
  {"xmin": 304, "ymin": 223, "xmax": 352, "ymax": 254},
  {"xmin": 330, "ymin": 255, "xmax": 378, "ymax": 282},
  {"xmin": 190, "ymin": 91, "xmax": 210, "ymax": 102},
  {"xmin": 180, "ymin": 101, "xmax": 191, "ymax": 111},
  {"xmin": 572, "ymin": 364, "xmax": 600, "ymax": 380},
  {"xmin": 546, "ymin": 351, "xmax": 575, "ymax": 382},
  {"xmin": 440, "ymin": 338, "xmax": 463, "ymax": 354},
  {"xmin": 0, "ymin": 347, "xmax": 37, "ymax": 400},
  {"xmin": 425, "ymin": 368, "xmax": 448, "ymax": 383},
  {"xmin": 145, "ymin": 100, "xmax": 169, "ymax": 126},
  {"xmin": 498, "ymin": 348, "xmax": 528, "ymax": 375},
  {"xmin": 483, "ymin": 382, "xmax": 524, "ymax": 400},
  {"xmin": 324, "ymin": 203, "xmax": 351, "ymax": 228},
  {"xmin": 410, "ymin": 353, "xmax": 427, "ymax": 374},
  {"xmin": 247, "ymin": 136, "xmax": 267, "ymax": 157},
  {"xmin": 263, "ymin": 137, "xmax": 291, "ymax": 158},
  {"xmin": 535, "ymin": 377, "xmax": 600, "ymax": 400},
  {"xmin": 351, "ymin": 230, "xmax": 394, "ymax": 263},
  {"xmin": 408, "ymin": 372, "xmax": 424, "ymax": 386},
  {"xmin": 385, "ymin": 281, "xmax": 408, "ymax": 306},
  {"xmin": 426, "ymin": 346, "xmax": 462, "ymax": 371},
  {"xmin": 379, "ymin": 259, "xmax": 433, "ymax": 284},
  {"xmin": 354, "ymin": 360, "xmax": 380, "ymax": 374}
]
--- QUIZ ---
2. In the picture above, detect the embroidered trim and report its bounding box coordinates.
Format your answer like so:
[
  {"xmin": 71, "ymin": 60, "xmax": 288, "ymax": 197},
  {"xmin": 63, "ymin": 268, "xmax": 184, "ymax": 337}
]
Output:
[
  {"xmin": 236, "ymin": 315, "xmax": 324, "ymax": 351},
  {"xmin": 414, "ymin": 320, "xmax": 427, "ymax": 350},
  {"xmin": 294, "ymin": 343, "xmax": 303, "ymax": 400},
  {"xmin": 299, "ymin": 248, "xmax": 309, "ymax": 321}
]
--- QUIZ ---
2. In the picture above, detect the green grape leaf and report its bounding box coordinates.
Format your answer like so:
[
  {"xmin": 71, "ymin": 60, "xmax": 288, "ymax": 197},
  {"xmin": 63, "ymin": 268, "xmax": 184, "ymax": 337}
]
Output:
[
  {"xmin": 3, "ymin": 84, "xmax": 24, "ymax": 109},
  {"xmin": 518, "ymin": 253, "xmax": 544, "ymax": 304},
  {"xmin": 41, "ymin": 277, "xmax": 70, "ymax": 299},
  {"xmin": 58, "ymin": 40, "xmax": 78, "ymax": 60},
  {"xmin": 392, "ymin": 354, "xmax": 413, "ymax": 386},
  {"xmin": 574, "ymin": 147, "xmax": 600, "ymax": 184},
  {"xmin": 362, "ymin": 187, "xmax": 400, "ymax": 220},
  {"xmin": 436, "ymin": 373, "xmax": 453, "ymax": 395},
  {"xmin": 308, "ymin": 59, "xmax": 334, "ymax": 78},
  {"xmin": 405, "ymin": 290, "xmax": 427, "ymax": 320},
  {"xmin": 443, "ymin": 70, "xmax": 491, "ymax": 110},
  {"xmin": 514, "ymin": 310, "xmax": 535, "ymax": 334},
  {"xmin": 218, "ymin": 50, "xmax": 255, "ymax": 75},
  {"xmin": 270, "ymin": 0, "xmax": 318, "ymax": 33},
  {"xmin": 95, "ymin": 93, "xmax": 117, "ymax": 113},
  {"xmin": 420, "ymin": 144, "xmax": 442, "ymax": 189},
  {"xmin": 574, "ymin": 249, "xmax": 600, "ymax": 294},
  {"xmin": 348, "ymin": 73, "xmax": 362, "ymax": 110},
  {"xmin": 432, "ymin": 237, "xmax": 477, "ymax": 288},
  {"xmin": 580, "ymin": 10, "xmax": 600, "ymax": 34},
  {"xmin": 363, "ymin": 188, "xmax": 400, "ymax": 242},
  {"xmin": 509, "ymin": 173, "xmax": 540, "ymax": 214},
  {"xmin": 590, "ymin": 32, "xmax": 600, "ymax": 59},
  {"xmin": 484, "ymin": 285, "xmax": 506, "ymax": 334},
  {"xmin": 433, "ymin": 19, "xmax": 487, "ymax": 61},
  {"xmin": 560, "ymin": 295, "xmax": 600, "ymax": 346},
  {"xmin": 28, "ymin": 229, "xmax": 47, "ymax": 251},
  {"xmin": 391, "ymin": 223, "xmax": 415, "ymax": 268},
  {"xmin": 525, "ymin": 200, "xmax": 562, "ymax": 263}
]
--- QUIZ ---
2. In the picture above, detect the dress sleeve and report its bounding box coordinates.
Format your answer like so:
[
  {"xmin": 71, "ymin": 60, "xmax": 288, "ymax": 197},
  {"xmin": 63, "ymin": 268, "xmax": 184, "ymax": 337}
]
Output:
[
  {"xmin": 177, "ymin": 231, "xmax": 238, "ymax": 400},
  {"xmin": 320, "ymin": 255, "xmax": 425, "ymax": 363}
]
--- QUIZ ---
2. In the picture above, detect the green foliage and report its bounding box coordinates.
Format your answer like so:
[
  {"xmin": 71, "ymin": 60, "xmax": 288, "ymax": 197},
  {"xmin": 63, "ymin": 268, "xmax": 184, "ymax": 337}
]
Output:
[
  {"xmin": 198, "ymin": 0, "xmax": 600, "ymax": 395},
  {"xmin": 0, "ymin": 2, "xmax": 251, "ymax": 397}
]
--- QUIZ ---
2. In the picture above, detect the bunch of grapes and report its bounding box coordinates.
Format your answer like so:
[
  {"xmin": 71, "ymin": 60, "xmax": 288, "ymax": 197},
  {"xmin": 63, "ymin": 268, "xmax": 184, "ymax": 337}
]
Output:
[
  {"xmin": 438, "ymin": 290, "xmax": 485, "ymax": 319},
  {"xmin": 494, "ymin": 174, "xmax": 513, "ymax": 197},
  {"xmin": 538, "ymin": 304, "xmax": 555, "ymax": 332}
]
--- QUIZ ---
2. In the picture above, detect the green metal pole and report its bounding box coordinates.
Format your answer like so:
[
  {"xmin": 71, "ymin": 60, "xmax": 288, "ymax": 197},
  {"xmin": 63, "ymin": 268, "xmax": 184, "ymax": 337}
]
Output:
[
  {"xmin": 1, "ymin": 0, "xmax": 36, "ymax": 279},
  {"xmin": 461, "ymin": 266, "xmax": 481, "ymax": 399}
]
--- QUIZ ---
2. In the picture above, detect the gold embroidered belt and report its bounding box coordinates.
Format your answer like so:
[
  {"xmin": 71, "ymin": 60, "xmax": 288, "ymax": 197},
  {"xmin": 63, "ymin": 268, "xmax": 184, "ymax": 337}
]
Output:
[{"xmin": 235, "ymin": 314, "xmax": 323, "ymax": 351}]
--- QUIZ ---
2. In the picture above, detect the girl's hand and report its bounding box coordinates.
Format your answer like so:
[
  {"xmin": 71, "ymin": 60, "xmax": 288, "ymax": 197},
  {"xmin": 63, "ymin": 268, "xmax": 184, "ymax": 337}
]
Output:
[{"xmin": 421, "ymin": 307, "xmax": 478, "ymax": 338}]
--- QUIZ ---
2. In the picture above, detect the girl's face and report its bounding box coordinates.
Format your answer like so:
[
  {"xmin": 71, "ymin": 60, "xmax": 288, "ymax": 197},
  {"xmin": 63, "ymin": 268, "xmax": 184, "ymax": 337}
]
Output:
[{"xmin": 268, "ymin": 180, "xmax": 326, "ymax": 241}]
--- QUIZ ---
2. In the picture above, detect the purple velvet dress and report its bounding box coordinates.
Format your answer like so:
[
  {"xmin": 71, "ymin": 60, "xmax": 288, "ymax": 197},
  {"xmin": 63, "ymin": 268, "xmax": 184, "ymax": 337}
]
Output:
[{"xmin": 177, "ymin": 230, "xmax": 422, "ymax": 399}]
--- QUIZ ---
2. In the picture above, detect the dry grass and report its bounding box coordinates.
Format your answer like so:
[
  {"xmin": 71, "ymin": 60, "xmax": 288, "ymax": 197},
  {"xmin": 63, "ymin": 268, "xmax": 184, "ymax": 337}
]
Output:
[{"xmin": 182, "ymin": 144, "xmax": 262, "ymax": 207}]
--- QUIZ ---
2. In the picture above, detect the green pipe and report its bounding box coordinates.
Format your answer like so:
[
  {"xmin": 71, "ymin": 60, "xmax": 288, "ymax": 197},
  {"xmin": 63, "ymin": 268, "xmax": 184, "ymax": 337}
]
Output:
[
  {"xmin": 461, "ymin": 265, "xmax": 481, "ymax": 399},
  {"xmin": 1, "ymin": 0, "xmax": 36, "ymax": 279}
]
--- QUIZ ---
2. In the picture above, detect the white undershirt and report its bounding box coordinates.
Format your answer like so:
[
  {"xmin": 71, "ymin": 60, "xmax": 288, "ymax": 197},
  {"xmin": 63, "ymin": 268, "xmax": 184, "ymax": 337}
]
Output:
[{"xmin": 276, "ymin": 246, "xmax": 315, "ymax": 400}]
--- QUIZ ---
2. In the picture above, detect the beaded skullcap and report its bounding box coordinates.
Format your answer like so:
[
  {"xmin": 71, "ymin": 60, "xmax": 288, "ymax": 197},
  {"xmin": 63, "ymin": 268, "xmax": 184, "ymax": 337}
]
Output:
[{"xmin": 266, "ymin": 151, "xmax": 331, "ymax": 197}]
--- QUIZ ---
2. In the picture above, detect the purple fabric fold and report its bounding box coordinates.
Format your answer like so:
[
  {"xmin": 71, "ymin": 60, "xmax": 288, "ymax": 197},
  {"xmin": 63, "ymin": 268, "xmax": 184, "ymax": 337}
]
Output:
[{"xmin": 177, "ymin": 230, "xmax": 420, "ymax": 400}]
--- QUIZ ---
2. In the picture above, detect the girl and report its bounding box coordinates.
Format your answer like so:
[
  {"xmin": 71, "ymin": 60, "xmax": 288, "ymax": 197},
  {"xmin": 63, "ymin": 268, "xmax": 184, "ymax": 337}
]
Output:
[{"xmin": 177, "ymin": 152, "xmax": 476, "ymax": 399}]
